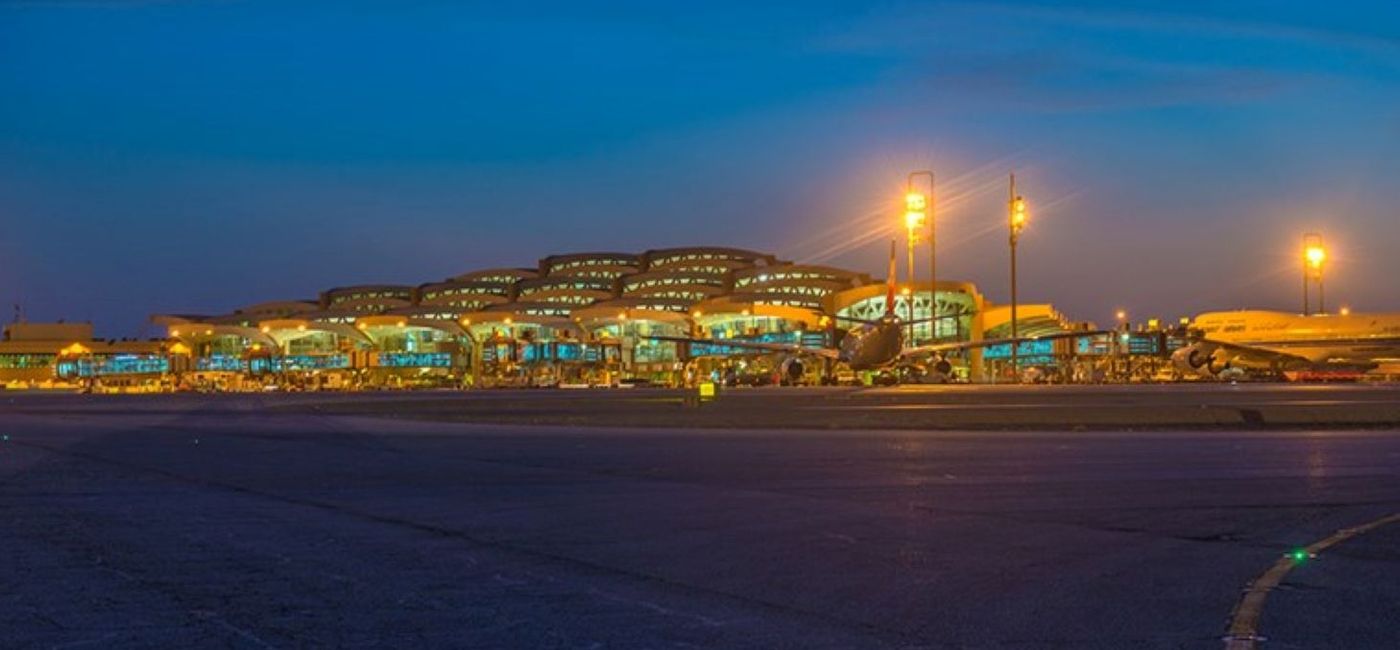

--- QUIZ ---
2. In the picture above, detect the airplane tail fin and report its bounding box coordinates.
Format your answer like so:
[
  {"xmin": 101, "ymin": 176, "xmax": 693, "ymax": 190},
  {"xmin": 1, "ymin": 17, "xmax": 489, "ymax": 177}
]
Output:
[{"xmin": 886, "ymin": 239, "xmax": 897, "ymax": 317}]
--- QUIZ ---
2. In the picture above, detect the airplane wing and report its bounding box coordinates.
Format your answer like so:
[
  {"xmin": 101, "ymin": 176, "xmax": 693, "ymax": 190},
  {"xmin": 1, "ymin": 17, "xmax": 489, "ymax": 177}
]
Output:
[
  {"xmin": 644, "ymin": 335, "xmax": 842, "ymax": 360},
  {"xmin": 1193, "ymin": 338, "xmax": 1312, "ymax": 366},
  {"xmin": 1191, "ymin": 335, "xmax": 1400, "ymax": 367},
  {"xmin": 898, "ymin": 330, "xmax": 1109, "ymax": 359}
]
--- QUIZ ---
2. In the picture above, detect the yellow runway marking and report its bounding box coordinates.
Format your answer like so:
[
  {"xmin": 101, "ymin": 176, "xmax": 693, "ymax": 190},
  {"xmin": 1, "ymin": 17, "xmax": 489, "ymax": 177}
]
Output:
[{"xmin": 1224, "ymin": 512, "xmax": 1400, "ymax": 649}]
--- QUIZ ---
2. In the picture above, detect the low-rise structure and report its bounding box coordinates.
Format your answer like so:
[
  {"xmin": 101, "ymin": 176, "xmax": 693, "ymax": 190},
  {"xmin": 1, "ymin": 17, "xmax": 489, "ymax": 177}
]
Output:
[{"xmin": 0, "ymin": 322, "xmax": 172, "ymax": 392}]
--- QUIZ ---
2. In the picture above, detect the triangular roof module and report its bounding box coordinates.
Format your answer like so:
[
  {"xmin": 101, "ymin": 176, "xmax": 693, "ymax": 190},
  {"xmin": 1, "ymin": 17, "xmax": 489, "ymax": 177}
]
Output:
[
  {"xmin": 448, "ymin": 268, "xmax": 539, "ymax": 284},
  {"xmin": 320, "ymin": 285, "xmax": 416, "ymax": 312},
  {"xmin": 515, "ymin": 276, "xmax": 619, "ymax": 292},
  {"xmin": 321, "ymin": 284, "xmax": 415, "ymax": 298},
  {"xmin": 732, "ymin": 264, "xmax": 872, "ymax": 290},
  {"xmin": 641, "ymin": 247, "xmax": 782, "ymax": 270},
  {"xmin": 620, "ymin": 269, "xmax": 733, "ymax": 288},
  {"xmin": 584, "ymin": 296, "xmax": 697, "ymax": 314},
  {"xmin": 232, "ymin": 301, "xmax": 319, "ymax": 316},
  {"xmin": 417, "ymin": 279, "xmax": 515, "ymax": 299},
  {"xmin": 538, "ymin": 252, "xmax": 642, "ymax": 276}
]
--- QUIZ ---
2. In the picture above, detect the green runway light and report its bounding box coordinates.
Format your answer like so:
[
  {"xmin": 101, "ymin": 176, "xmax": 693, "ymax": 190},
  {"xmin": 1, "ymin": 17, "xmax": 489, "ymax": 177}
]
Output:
[{"xmin": 1290, "ymin": 548, "xmax": 1310, "ymax": 562}]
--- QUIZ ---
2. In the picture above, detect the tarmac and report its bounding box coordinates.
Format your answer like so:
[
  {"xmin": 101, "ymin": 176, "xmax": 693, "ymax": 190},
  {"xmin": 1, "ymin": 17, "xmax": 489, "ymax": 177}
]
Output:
[
  {"xmin": 285, "ymin": 383, "xmax": 1400, "ymax": 430},
  {"xmin": 2, "ymin": 386, "xmax": 1399, "ymax": 648}
]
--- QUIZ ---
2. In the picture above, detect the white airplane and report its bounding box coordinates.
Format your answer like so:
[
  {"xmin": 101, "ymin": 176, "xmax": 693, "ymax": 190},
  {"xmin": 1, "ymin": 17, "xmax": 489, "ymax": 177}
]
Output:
[{"xmin": 1172, "ymin": 310, "xmax": 1400, "ymax": 379}]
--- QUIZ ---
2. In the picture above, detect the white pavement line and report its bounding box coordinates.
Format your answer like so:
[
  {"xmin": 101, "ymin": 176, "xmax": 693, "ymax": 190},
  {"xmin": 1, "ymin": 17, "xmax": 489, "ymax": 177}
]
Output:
[{"xmin": 1223, "ymin": 512, "xmax": 1400, "ymax": 650}]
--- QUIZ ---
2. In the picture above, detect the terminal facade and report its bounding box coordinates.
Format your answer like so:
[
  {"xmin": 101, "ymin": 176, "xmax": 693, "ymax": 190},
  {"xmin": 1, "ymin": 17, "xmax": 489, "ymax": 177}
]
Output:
[{"xmin": 2, "ymin": 247, "xmax": 1110, "ymax": 391}]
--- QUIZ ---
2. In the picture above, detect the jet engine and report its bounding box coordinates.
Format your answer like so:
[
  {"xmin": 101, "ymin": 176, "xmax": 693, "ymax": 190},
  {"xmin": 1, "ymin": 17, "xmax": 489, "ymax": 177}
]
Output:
[
  {"xmin": 780, "ymin": 357, "xmax": 807, "ymax": 385},
  {"xmin": 920, "ymin": 356, "xmax": 955, "ymax": 383},
  {"xmin": 1171, "ymin": 343, "xmax": 1230, "ymax": 378}
]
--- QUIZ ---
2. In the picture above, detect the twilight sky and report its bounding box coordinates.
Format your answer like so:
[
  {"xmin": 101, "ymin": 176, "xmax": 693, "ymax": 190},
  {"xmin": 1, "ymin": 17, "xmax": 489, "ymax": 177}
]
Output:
[{"xmin": 2, "ymin": 0, "xmax": 1399, "ymax": 336}]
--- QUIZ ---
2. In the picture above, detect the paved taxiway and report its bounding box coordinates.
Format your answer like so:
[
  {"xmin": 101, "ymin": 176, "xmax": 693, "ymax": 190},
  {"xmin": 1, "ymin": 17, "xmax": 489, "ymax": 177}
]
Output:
[{"xmin": 2, "ymin": 389, "xmax": 1398, "ymax": 648}]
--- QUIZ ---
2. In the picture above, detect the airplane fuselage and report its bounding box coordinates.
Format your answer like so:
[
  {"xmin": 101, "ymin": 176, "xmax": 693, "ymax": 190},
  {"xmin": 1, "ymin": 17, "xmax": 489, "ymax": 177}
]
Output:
[
  {"xmin": 1193, "ymin": 310, "xmax": 1400, "ymax": 364},
  {"xmin": 838, "ymin": 316, "xmax": 906, "ymax": 371}
]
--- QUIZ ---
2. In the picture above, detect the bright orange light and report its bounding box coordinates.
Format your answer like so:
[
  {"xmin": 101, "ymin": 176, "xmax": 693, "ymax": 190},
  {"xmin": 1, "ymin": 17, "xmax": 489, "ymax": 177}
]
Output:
[
  {"xmin": 60, "ymin": 342, "xmax": 91, "ymax": 356},
  {"xmin": 1011, "ymin": 196, "xmax": 1028, "ymax": 229},
  {"xmin": 905, "ymin": 192, "xmax": 927, "ymax": 212},
  {"xmin": 1305, "ymin": 245, "xmax": 1326, "ymax": 268},
  {"xmin": 1340, "ymin": 306, "xmax": 1351, "ymax": 316},
  {"xmin": 900, "ymin": 287, "xmax": 911, "ymax": 296},
  {"xmin": 617, "ymin": 311, "xmax": 628, "ymax": 321},
  {"xmin": 1115, "ymin": 310, "xmax": 1127, "ymax": 321},
  {"xmin": 905, "ymin": 210, "xmax": 926, "ymax": 231}
]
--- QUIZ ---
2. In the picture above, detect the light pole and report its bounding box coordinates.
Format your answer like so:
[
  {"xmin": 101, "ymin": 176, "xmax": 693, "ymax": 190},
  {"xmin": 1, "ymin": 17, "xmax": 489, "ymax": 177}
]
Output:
[
  {"xmin": 906, "ymin": 171, "xmax": 934, "ymax": 343},
  {"xmin": 1115, "ymin": 309, "xmax": 1129, "ymax": 382},
  {"xmin": 1303, "ymin": 233, "xmax": 1326, "ymax": 315},
  {"xmin": 1008, "ymin": 173, "xmax": 1027, "ymax": 382},
  {"xmin": 901, "ymin": 286, "xmax": 913, "ymax": 342}
]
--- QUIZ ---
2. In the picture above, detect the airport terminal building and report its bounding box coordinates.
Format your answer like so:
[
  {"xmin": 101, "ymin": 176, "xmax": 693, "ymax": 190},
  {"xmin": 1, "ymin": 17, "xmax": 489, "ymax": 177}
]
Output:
[{"xmin": 3, "ymin": 247, "xmax": 1084, "ymax": 390}]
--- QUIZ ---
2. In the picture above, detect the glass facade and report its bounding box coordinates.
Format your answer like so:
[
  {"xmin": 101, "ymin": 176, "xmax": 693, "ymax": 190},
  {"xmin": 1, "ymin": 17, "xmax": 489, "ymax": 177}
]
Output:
[
  {"xmin": 368, "ymin": 327, "xmax": 456, "ymax": 354},
  {"xmin": 56, "ymin": 354, "xmax": 169, "ymax": 377},
  {"xmin": 836, "ymin": 290, "xmax": 977, "ymax": 345},
  {"xmin": 689, "ymin": 331, "xmax": 828, "ymax": 357},
  {"xmin": 197, "ymin": 355, "xmax": 247, "ymax": 372},
  {"xmin": 983, "ymin": 340, "xmax": 1056, "ymax": 361},
  {"xmin": 277, "ymin": 355, "xmax": 349, "ymax": 371},
  {"xmin": 378, "ymin": 352, "xmax": 452, "ymax": 368},
  {"xmin": 0, "ymin": 353, "xmax": 55, "ymax": 369},
  {"xmin": 284, "ymin": 332, "xmax": 346, "ymax": 355}
]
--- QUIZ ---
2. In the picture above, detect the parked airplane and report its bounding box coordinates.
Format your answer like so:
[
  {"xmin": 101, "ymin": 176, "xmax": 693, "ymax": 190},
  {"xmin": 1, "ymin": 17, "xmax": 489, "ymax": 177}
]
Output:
[
  {"xmin": 1173, "ymin": 310, "xmax": 1400, "ymax": 379},
  {"xmin": 651, "ymin": 241, "xmax": 1092, "ymax": 382}
]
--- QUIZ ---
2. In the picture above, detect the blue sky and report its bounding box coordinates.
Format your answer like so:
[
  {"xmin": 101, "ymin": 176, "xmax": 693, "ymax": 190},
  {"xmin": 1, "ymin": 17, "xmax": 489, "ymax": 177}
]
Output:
[{"xmin": 2, "ymin": 0, "xmax": 1399, "ymax": 335}]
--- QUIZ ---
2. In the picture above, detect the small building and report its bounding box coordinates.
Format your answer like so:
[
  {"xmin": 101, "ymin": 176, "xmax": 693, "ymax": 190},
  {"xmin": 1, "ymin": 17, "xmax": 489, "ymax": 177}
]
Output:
[{"xmin": 1, "ymin": 322, "xmax": 172, "ymax": 392}]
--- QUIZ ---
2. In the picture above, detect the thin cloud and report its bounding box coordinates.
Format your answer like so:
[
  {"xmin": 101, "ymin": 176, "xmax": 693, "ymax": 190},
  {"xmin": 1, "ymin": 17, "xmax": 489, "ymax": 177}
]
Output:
[
  {"xmin": 813, "ymin": 1, "xmax": 1391, "ymax": 113},
  {"xmin": 822, "ymin": 1, "xmax": 1400, "ymax": 63},
  {"xmin": 967, "ymin": 2, "xmax": 1400, "ymax": 62}
]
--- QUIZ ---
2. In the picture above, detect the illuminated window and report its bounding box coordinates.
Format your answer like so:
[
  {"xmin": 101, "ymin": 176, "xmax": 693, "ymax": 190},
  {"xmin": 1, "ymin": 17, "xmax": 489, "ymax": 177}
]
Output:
[{"xmin": 0, "ymin": 353, "xmax": 57, "ymax": 369}]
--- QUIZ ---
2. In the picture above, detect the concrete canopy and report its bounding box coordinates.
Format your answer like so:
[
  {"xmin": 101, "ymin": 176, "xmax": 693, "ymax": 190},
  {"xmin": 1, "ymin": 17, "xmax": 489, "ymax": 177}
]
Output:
[
  {"xmin": 459, "ymin": 310, "xmax": 582, "ymax": 340},
  {"xmin": 166, "ymin": 324, "xmax": 280, "ymax": 350},
  {"xmin": 256, "ymin": 319, "xmax": 373, "ymax": 347},
  {"xmin": 353, "ymin": 314, "xmax": 467, "ymax": 338},
  {"xmin": 572, "ymin": 298, "xmax": 693, "ymax": 330},
  {"xmin": 980, "ymin": 304, "xmax": 1073, "ymax": 339}
]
